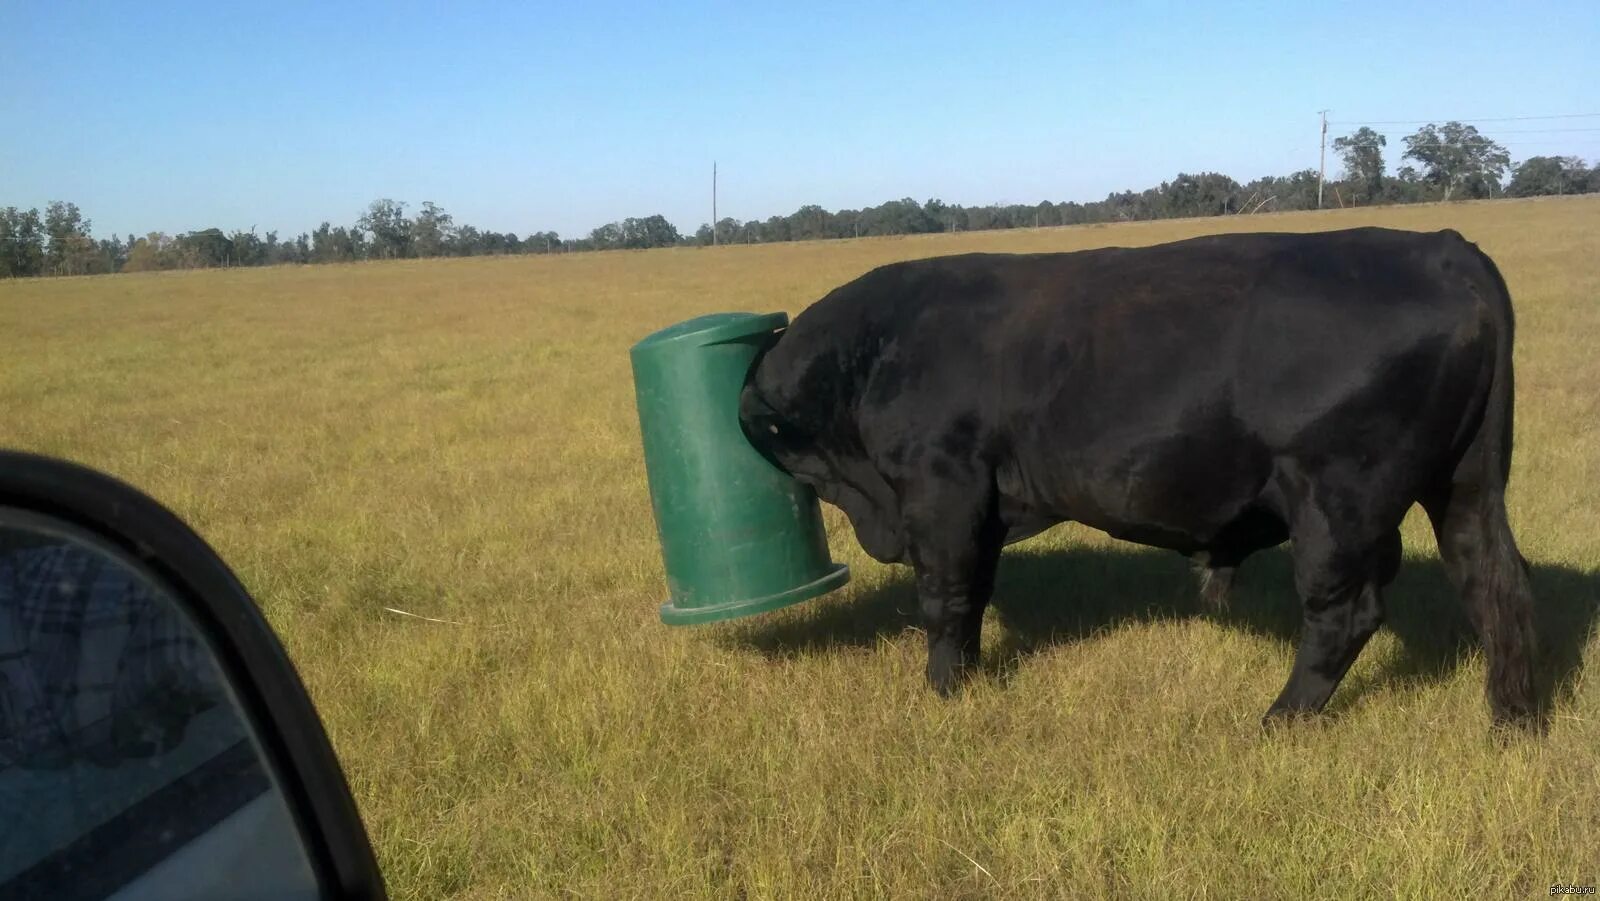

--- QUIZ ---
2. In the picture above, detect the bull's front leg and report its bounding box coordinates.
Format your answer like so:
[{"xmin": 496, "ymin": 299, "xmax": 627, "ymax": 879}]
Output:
[{"xmin": 902, "ymin": 474, "xmax": 1003, "ymax": 696}]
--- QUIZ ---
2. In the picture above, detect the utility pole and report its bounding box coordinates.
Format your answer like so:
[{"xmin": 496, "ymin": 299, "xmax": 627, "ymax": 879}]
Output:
[
  {"xmin": 712, "ymin": 162, "xmax": 718, "ymax": 246},
  {"xmin": 1317, "ymin": 109, "xmax": 1329, "ymax": 210}
]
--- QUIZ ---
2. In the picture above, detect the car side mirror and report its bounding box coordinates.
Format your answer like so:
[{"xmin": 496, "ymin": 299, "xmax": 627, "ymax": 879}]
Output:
[{"xmin": 0, "ymin": 451, "xmax": 385, "ymax": 900}]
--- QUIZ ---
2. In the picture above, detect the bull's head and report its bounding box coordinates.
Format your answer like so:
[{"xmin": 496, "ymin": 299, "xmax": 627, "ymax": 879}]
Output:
[{"xmin": 738, "ymin": 333, "xmax": 907, "ymax": 565}]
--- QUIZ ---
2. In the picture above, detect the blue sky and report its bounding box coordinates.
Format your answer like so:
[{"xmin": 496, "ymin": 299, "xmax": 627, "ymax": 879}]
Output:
[{"xmin": 4, "ymin": 1, "xmax": 1597, "ymax": 241}]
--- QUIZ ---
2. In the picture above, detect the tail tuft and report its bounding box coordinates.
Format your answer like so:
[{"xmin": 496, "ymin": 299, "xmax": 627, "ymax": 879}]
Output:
[{"xmin": 1478, "ymin": 507, "xmax": 1540, "ymax": 729}]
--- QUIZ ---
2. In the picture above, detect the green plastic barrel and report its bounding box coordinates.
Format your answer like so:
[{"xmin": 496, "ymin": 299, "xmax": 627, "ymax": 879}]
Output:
[{"xmin": 631, "ymin": 312, "xmax": 849, "ymax": 625}]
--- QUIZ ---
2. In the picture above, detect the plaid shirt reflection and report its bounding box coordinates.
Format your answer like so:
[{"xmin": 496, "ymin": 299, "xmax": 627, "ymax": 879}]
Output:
[{"xmin": 0, "ymin": 536, "xmax": 222, "ymax": 769}]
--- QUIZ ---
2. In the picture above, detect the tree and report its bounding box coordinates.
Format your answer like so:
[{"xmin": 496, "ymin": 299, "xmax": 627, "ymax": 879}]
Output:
[
  {"xmin": 635, "ymin": 215, "xmax": 680, "ymax": 248},
  {"xmin": 478, "ymin": 231, "xmax": 517, "ymax": 254},
  {"xmin": 1332, "ymin": 127, "xmax": 1387, "ymax": 203},
  {"xmin": 411, "ymin": 202, "xmax": 454, "ymax": 257},
  {"xmin": 604, "ymin": 215, "xmax": 679, "ymax": 250},
  {"xmin": 123, "ymin": 233, "xmax": 175, "ymax": 272},
  {"xmin": 252, "ymin": 230, "xmax": 306, "ymax": 266},
  {"xmin": 1507, "ymin": 156, "xmax": 1590, "ymax": 197},
  {"xmin": 181, "ymin": 228, "xmax": 233, "ymax": 267},
  {"xmin": 44, "ymin": 201, "xmax": 98, "ymax": 276},
  {"xmin": 713, "ymin": 217, "xmax": 743, "ymax": 243},
  {"xmin": 788, "ymin": 204, "xmax": 832, "ymax": 240},
  {"xmin": 17, "ymin": 132, "xmax": 1600, "ymax": 276},
  {"xmin": 761, "ymin": 214, "xmax": 792, "ymax": 242},
  {"xmin": 1402, "ymin": 122, "xmax": 1511, "ymax": 201},
  {"xmin": 1162, "ymin": 172, "xmax": 1242, "ymax": 217},
  {"xmin": 358, "ymin": 199, "xmax": 412, "ymax": 259},
  {"xmin": 1377, "ymin": 165, "xmax": 1428, "ymax": 204},
  {"xmin": 645, "ymin": 215, "xmax": 680, "ymax": 248},
  {"xmin": 0, "ymin": 207, "xmax": 47, "ymax": 278},
  {"xmin": 526, "ymin": 230, "xmax": 561, "ymax": 253},
  {"xmin": 885, "ymin": 197, "xmax": 936, "ymax": 234},
  {"xmin": 311, "ymin": 222, "xmax": 363, "ymax": 263},
  {"xmin": 587, "ymin": 222, "xmax": 622, "ymax": 250},
  {"xmin": 228, "ymin": 229, "xmax": 267, "ymax": 266},
  {"xmin": 1055, "ymin": 201, "xmax": 1089, "ymax": 225},
  {"xmin": 98, "ymin": 235, "xmax": 128, "ymax": 273},
  {"xmin": 1102, "ymin": 188, "xmax": 1161, "ymax": 221},
  {"xmin": 831, "ymin": 210, "xmax": 861, "ymax": 239}
]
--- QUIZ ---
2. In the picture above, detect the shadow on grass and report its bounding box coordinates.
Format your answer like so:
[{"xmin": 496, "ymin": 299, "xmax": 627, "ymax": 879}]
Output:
[{"xmin": 724, "ymin": 541, "xmax": 1600, "ymax": 708}]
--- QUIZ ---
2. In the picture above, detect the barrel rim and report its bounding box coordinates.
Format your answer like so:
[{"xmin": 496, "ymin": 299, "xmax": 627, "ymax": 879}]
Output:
[
  {"xmin": 630, "ymin": 311, "xmax": 788, "ymax": 357},
  {"xmin": 658, "ymin": 563, "xmax": 849, "ymax": 626}
]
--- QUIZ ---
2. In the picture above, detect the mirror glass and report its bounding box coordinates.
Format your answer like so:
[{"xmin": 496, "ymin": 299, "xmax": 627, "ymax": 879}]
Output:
[{"xmin": 0, "ymin": 506, "xmax": 322, "ymax": 900}]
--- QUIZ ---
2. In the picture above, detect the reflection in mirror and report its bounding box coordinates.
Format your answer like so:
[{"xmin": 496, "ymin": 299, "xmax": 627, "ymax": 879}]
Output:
[{"xmin": 0, "ymin": 507, "xmax": 321, "ymax": 900}]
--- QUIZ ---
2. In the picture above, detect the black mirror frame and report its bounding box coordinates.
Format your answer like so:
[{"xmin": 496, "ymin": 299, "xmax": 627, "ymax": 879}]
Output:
[{"xmin": 0, "ymin": 450, "xmax": 387, "ymax": 900}]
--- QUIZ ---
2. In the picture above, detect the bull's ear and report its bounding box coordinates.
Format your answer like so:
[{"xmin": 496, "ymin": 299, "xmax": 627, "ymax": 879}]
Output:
[
  {"xmin": 737, "ymin": 380, "xmax": 770, "ymax": 438},
  {"xmin": 737, "ymin": 382, "xmax": 793, "ymax": 474}
]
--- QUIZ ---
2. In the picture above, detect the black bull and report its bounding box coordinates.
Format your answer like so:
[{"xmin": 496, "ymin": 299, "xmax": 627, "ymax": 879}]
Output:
[{"xmin": 739, "ymin": 227, "xmax": 1540, "ymax": 728}]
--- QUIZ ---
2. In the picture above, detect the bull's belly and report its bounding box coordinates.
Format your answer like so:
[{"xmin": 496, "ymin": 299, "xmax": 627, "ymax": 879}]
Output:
[
  {"xmin": 999, "ymin": 441, "xmax": 1288, "ymax": 558},
  {"xmin": 1084, "ymin": 503, "xmax": 1289, "ymax": 556},
  {"xmin": 1001, "ymin": 497, "xmax": 1289, "ymax": 558}
]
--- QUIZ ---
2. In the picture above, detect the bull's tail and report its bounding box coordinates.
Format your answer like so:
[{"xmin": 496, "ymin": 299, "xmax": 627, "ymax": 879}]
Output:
[
  {"xmin": 1477, "ymin": 498, "xmax": 1539, "ymax": 728},
  {"xmin": 1431, "ymin": 234, "xmax": 1540, "ymax": 729}
]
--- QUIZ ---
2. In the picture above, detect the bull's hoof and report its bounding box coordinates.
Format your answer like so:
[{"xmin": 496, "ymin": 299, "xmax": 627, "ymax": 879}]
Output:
[
  {"xmin": 927, "ymin": 668, "xmax": 960, "ymax": 698},
  {"xmin": 1489, "ymin": 705, "xmax": 1547, "ymax": 739},
  {"xmin": 927, "ymin": 659, "xmax": 978, "ymax": 698},
  {"xmin": 926, "ymin": 641, "xmax": 977, "ymax": 698},
  {"xmin": 1260, "ymin": 705, "xmax": 1319, "ymax": 730}
]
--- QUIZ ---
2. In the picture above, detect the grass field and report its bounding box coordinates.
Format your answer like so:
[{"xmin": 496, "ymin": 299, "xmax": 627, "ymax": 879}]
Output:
[{"xmin": 3, "ymin": 197, "xmax": 1598, "ymax": 898}]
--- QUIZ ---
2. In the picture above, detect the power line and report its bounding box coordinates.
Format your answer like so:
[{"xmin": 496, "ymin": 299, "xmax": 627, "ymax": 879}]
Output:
[
  {"xmin": 1398, "ymin": 140, "xmax": 1600, "ymax": 148},
  {"xmin": 1328, "ymin": 112, "xmax": 1600, "ymax": 125},
  {"xmin": 1479, "ymin": 127, "xmax": 1600, "ymax": 134}
]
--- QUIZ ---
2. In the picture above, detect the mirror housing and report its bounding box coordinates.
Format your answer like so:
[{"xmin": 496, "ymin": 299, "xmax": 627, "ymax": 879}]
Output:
[{"xmin": 0, "ymin": 450, "xmax": 385, "ymax": 899}]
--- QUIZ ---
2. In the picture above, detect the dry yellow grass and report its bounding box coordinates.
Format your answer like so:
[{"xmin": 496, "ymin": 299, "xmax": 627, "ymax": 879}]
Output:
[{"xmin": 3, "ymin": 196, "xmax": 1598, "ymax": 899}]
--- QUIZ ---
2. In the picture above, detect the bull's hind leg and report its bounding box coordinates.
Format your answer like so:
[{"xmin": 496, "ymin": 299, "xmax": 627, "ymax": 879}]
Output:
[
  {"xmin": 902, "ymin": 472, "xmax": 1004, "ymax": 697},
  {"xmin": 1265, "ymin": 515, "xmax": 1402, "ymax": 722}
]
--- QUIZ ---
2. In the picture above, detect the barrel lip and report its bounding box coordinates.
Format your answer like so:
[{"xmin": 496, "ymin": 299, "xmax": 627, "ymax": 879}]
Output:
[
  {"xmin": 631, "ymin": 311, "xmax": 788, "ymax": 357},
  {"xmin": 659, "ymin": 563, "xmax": 850, "ymax": 625}
]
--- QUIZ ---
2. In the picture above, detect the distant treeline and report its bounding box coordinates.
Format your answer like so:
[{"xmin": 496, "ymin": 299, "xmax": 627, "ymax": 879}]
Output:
[{"xmin": 4, "ymin": 122, "xmax": 1597, "ymax": 278}]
